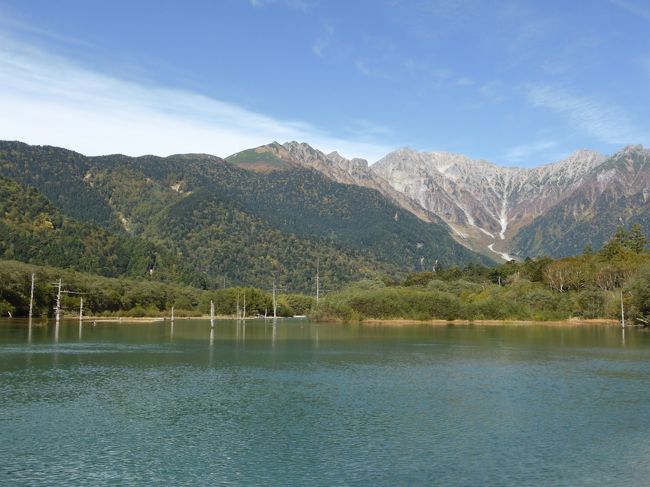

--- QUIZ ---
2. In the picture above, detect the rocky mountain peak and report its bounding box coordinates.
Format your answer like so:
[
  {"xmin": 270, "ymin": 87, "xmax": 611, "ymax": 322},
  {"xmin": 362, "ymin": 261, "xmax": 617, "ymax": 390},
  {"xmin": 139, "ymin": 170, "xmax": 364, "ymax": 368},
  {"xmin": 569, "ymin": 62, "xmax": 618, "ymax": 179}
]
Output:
[
  {"xmin": 612, "ymin": 145, "xmax": 650, "ymax": 166},
  {"xmin": 529, "ymin": 149, "xmax": 606, "ymax": 182},
  {"xmin": 568, "ymin": 148, "xmax": 603, "ymax": 160},
  {"xmin": 327, "ymin": 151, "xmax": 369, "ymax": 170},
  {"xmin": 370, "ymin": 145, "xmax": 619, "ymax": 261},
  {"xmin": 376, "ymin": 148, "xmax": 513, "ymax": 179},
  {"xmin": 276, "ymin": 143, "xmax": 442, "ymax": 224},
  {"xmin": 282, "ymin": 141, "xmax": 319, "ymax": 158},
  {"xmin": 619, "ymin": 144, "xmax": 647, "ymax": 155}
]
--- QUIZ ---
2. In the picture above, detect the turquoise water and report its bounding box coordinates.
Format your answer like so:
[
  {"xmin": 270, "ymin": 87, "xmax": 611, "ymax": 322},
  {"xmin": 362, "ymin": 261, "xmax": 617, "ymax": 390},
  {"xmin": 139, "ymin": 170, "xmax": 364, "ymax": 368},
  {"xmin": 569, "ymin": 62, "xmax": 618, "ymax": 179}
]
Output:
[{"xmin": 1, "ymin": 319, "xmax": 649, "ymax": 486}]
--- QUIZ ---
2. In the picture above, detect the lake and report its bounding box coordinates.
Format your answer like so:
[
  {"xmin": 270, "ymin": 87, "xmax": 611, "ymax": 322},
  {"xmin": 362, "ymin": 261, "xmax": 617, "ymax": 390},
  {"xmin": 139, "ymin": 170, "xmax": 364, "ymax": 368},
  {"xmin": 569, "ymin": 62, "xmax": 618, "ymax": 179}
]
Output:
[{"xmin": 1, "ymin": 319, "xmax": 649, "ymax": 486}]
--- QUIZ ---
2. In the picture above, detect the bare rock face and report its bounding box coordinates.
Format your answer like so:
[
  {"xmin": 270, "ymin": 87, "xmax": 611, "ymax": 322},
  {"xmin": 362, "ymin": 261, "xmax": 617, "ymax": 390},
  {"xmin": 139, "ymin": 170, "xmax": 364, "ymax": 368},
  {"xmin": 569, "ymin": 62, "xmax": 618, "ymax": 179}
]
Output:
[
  {"xmin": 282, "ymin": 141, "xmax": 445, "ymax": 224},
  {"xmin": 372, "ymin": 148, "xmax": 608, "ymax": 260},
  {"xmin": 511, "ymin": 145, "xmax": 650, "ymax": 257},
  {"xmin": 509, "ymin": 149, "xmax": 608, "ymax": 227}
]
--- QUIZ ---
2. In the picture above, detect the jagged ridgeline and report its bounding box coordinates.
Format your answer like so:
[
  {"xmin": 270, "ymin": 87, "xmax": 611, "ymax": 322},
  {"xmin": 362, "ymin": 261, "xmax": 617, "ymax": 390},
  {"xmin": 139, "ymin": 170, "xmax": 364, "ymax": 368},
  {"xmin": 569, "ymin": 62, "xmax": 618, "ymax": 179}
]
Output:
[
  {"xmin": 511, "ymin": 147, "xmax": 650, "ymax": 257},
  {"xmin": 373, "ymin": 145, "xmax": 650, "ymax": 260},
  {"xmin": 0, "ymin": 141, "xmax": 488, "ymax": 291}
]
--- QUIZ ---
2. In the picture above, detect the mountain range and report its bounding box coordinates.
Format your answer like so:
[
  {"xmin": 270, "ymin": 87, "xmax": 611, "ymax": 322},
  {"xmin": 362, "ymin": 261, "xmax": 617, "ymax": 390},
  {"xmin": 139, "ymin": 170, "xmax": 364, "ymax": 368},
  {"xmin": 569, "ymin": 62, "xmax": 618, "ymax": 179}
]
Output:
[
  {"xmin": 1, "ymin": 139, "xmax": 647, "ymax": 291},
  {"xmin": 228, "ymin": 141, "xmax": 650, "ymax": 261}
]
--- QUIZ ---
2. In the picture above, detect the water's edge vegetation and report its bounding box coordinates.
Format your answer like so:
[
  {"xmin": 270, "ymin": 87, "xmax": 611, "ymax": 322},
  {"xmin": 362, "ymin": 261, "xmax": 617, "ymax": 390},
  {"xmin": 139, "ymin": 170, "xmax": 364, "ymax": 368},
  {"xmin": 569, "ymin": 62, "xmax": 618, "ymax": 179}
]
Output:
[{"xmin": 1, "ymin": 226, "xmax": 649, "ymax": 324}]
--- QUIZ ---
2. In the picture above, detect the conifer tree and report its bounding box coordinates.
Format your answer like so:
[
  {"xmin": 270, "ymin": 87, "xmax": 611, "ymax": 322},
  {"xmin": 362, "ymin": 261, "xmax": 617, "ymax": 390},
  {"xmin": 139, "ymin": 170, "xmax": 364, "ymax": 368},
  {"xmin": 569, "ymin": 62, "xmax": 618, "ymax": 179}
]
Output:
[{"xmin": 627, "ymin": 224, "xmax": 647, "ymax": 254}]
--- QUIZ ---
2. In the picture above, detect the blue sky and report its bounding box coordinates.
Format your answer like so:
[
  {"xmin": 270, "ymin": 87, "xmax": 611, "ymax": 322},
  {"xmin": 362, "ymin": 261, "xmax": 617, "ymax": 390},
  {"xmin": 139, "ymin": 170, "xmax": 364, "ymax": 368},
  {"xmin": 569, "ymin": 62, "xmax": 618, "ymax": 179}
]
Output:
[{"xmin": 0, "ymin": 0, "xmax": 648, "ymax": 166}]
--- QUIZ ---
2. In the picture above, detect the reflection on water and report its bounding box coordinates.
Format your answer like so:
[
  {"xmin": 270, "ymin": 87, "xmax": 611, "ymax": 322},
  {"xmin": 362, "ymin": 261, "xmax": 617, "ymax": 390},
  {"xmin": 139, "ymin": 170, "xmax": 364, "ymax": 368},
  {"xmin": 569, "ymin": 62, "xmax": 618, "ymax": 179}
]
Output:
[{"xmin": 0, "ymin": 319, "xmax": 649, "ymax": 486}]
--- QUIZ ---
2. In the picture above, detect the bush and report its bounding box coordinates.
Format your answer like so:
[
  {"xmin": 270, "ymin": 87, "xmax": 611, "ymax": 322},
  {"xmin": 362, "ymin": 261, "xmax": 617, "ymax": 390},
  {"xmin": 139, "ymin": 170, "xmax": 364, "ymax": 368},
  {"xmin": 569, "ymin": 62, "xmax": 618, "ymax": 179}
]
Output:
[
  {"xmin": 0, "ymin": 299, "xmax": 15, "ymax": 317},
  {"xmin": 575, "ymin": 289, "xmax": 606, "ymax": 319}
]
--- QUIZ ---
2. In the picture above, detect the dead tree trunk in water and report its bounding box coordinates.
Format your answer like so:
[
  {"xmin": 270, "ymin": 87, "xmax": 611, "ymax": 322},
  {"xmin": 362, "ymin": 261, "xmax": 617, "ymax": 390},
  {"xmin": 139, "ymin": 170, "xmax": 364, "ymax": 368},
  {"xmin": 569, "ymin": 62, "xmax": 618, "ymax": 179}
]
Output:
[
  {"xmin": 55, "ymin": 278, "xmax": 62, "ymax": 326},
  {"xmin": 316, "ymin": 258, "xmax": 320, "ymax": 306},
  {"xmin": 29, "ymin": 273, "xmax": 35, "ymax": 321},
  {"xmin": 272, "ymin": 280, "xmax": 277, "ymax": 319}
]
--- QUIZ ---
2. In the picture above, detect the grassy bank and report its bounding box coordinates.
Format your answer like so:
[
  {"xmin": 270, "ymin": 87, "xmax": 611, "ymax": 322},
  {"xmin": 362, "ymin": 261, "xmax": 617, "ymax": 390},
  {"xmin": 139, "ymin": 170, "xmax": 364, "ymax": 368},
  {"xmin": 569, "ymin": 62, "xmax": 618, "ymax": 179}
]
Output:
[
  {"xmin": 0, "ymin": 260, "xmax": 314, "ymax": 318},
  {"xmin": 310, "ymin": 230, "xmax": 650, "ymax": 324},
  {"xmin": 360, "ymin": 319, "xmax": 618, "ymax": 327}
]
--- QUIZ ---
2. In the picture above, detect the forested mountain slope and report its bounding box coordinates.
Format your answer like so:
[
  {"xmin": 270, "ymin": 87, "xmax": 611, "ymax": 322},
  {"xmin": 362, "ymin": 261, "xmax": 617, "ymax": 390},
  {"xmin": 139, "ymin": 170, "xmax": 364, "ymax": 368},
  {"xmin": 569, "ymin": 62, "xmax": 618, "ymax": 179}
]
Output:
[
  {"xmin": 0, "ymin": 141, "xmax": 489, "ymax": 291},
  {"xmin": 0, "ymin": 176, "xmax": 194, "ymax": 282}
]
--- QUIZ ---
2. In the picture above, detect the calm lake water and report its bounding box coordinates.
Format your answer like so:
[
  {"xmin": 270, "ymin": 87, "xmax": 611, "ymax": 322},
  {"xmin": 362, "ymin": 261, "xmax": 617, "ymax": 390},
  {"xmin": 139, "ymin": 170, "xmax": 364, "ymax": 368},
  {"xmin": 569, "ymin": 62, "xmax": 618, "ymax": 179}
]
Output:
[{"xmin": 1, "ymin": 319, "xmax": 649, "ymax": 486}]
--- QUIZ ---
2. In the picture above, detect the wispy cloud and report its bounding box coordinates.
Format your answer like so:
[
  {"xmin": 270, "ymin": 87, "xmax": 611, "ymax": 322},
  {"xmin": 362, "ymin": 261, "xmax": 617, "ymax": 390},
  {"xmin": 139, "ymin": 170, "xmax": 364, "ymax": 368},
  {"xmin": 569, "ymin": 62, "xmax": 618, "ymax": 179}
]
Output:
[
  {"xmin": 0, "ymin": 34, "xmax": 391, "ymax": 162},
  {"xmin": 0, "ymin": 5, "xmax": 90, "ymax": 46},
  {"xmin": 403, "ymin": 58, "xmax": 452, "ymax": 89},
  {"xmin": 477, "ymin": 81, "xmax": 506, "ymax": 104},
  {"xmin": 354, "ymin": 59, "xmax": 372, "ymax": 77},
  {"xmin": 504, "ymin": 140, "xmax": 558, "ymax": 163},
  {"xmin": 540, "ymin": 59, "xmax": 570, "ymax": 75},
  {"xmin": 345, "ymin": 119, "xmax": 394, "ymax": 139},
  {"xmin": 249, "ymin": 0, "xmax": 315, "ymax": 11},
  {"xmin": 639, "ymin": 56, "xmax": 650, "ymax": 77},
  {"xmin": 312, "ymin": 23, "xmax": 333, "ymax": 57},
  {"xmin": 525, "ymin": 84, "xmax": 644, "ymax": 145},
  {"xmin": 350, "ymin": 36, "xmax": 399, "ymax": 79},
  {"xmin": 456, "ymin": 77, "xmax": 475, "ymax": 86},
  {"xmin": 609, "ymin": 0, "xmax": 650, "ymax": 21}
]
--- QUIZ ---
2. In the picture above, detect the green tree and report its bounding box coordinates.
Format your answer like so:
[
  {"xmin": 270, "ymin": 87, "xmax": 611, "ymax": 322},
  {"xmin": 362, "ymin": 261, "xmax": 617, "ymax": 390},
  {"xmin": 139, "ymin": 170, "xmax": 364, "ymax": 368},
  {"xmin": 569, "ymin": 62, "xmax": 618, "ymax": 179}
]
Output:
[
  {"xmin": 601, "ymin": 226, "xmax": 627, "ymax": 258},
  {"xmin": 627, "ymin": 224, "xmax": 647, "ymax": 254},
  {"xmin": 629, "ymin": 264, "xmax": 650, "ymax": 320}
]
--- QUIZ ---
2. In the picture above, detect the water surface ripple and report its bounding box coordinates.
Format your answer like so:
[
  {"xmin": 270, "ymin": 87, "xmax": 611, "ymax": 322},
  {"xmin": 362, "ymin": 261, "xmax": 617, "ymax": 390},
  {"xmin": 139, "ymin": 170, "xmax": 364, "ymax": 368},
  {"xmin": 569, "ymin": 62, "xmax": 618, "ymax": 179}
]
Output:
[{"xmin": 1, "ymin": 320, "xmax": 649, "ymax": 486}]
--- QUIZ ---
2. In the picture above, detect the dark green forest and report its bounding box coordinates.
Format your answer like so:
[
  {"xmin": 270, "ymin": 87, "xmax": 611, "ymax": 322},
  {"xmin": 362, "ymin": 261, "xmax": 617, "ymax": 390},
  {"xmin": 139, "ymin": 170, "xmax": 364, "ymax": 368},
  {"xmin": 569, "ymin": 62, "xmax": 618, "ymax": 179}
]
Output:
[
  {"xmin": 1, "ymin": 227, "xmax": 648, "ymax": 323},
  {"xmin": 313, "ymin": 226, "xmax": 650, "ymax": 323},
  {"xmin": 0, "ymin": 141, "xmax": 489, "ymax": 292},
  {"xmin": 0, "ymin": 260, "xmax": 313, "ymax": 319},
  {"xmin": 0, "ymin": 176, "xmax": 200, "ymax": 283}
]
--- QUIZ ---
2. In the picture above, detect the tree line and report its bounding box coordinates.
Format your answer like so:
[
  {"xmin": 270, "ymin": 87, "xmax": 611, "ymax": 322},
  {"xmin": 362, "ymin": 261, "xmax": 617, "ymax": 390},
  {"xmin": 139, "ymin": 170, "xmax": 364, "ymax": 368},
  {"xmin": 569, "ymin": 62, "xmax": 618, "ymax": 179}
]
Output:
[
  {"xmin": 1, "ymin": 226, "xmax": 648, "ymax": 323},
  {"xmin": 0, "ymin": 260, "xmax": 314, "ymax": 319},
  {"xmin": 313, "ymin": 225, "xmax": 650, "ymax": 323}
]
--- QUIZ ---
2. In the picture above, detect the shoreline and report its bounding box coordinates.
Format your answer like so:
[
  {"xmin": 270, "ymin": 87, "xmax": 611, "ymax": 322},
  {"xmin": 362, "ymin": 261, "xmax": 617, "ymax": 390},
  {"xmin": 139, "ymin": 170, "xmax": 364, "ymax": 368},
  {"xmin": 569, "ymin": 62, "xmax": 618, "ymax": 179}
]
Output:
[
  {"xmin": 81, "ymin": 315, "xmax": 262, "ymax": 323},
  {"xmin": 1, "ymin": 316, "xmax": 623, "ymax": 327},
  {"xmin": 360, "ymin": 318, "xmax": 620, "ymax": 327},
  {"xmin": 5, "ymin": 315, "xmax": 295, "ymax": 324}
]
